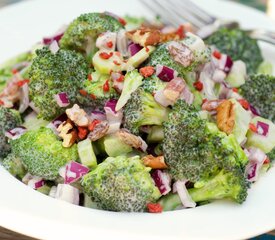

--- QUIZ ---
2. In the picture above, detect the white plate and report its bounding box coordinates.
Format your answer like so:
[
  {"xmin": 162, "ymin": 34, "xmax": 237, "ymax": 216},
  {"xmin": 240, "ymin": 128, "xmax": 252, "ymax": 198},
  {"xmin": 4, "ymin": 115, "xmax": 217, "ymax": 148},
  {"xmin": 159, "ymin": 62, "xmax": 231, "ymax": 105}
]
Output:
[{"xmin": 0, "ymin": 0, "xmax": 275, "ymax": 239}]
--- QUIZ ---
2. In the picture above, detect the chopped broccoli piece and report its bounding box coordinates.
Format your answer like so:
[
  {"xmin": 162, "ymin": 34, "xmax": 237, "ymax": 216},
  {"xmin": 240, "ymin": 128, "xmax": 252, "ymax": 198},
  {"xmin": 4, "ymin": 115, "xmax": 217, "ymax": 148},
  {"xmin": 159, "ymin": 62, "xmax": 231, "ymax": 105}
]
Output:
[
  {"xmin": 81, "ymin": 155, "xmax": 161, "ymax": 212},
  {"xmin": 29, "ymin": 47, "xmax": 88, "ymax": 120},
  {"xmin": 0, "ymin": 106, "xmax": 22, "ymax": 159},
  {"xmin": 162, "ymin": 100, "xmax": 248, "ymax": 204},
  {"xmin": 188, "ymin": 169, "xmax": 249, "ymax": 204},
  {"xmin": 1, "ymin": 153, "xmax": 26, "ymax": 179},
  {"xmin": 60, "ymin": 13, "xmax": 123, "ymax": 59},
  {"xmin": 141, "ymin": 75, "xmax": 166, "ymax": 94},
  {"xmin": 78, "ymin": 71, "xmax": 118, "ymax": 109},
  {"xmin": 268, "ymin": 148, "xmax": 275, "ymax": 162},
  {"xmin": 11, "ymin": 127, "xmax": 79, "ymax": 180},
  {"xmin": 206, "ymin": 28, "xmax": 263, "ymax": 74},
  {"xmin": 124, "ymin": 88, "xmax": 170, "ymax": 135},
  {"xmin": 240, "ymin": 74, "xmax": 275, "ymax": 122}
]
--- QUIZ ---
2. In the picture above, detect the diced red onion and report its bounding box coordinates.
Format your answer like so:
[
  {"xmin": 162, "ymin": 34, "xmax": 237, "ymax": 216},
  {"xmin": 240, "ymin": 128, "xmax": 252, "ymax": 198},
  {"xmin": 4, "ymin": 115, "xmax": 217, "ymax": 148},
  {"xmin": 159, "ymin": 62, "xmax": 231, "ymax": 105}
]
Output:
[
  {"xmin": 151, "ymin": 170, "xmax": 172, "ymax": 195},
  {"xmin": 257, "ymin": 121, "xmax": 269, "ymax": 136},
  {"xmin": 49, "ymin": 40, "xmax": 60, "ymax": 54},
  {"xmin": 28, "ymin": 177, "xmax": 45, "ymax": 190},
  {"xmin": 47, "ymin": 113, "xmax": 67, "ymax": 134},
  {"xmin": 96, "ymin": 31, "xmax": 117, "ymax": 51},
  {"xmin": 5, "ymin": 126, "xmax": 26, "ymax": 140},
  {"xmin": 212, "ymin": 69, "xmax": 226, "ymax": 83},
  {"xmin": 180, "ymin": 86, "xmax": 194, "ymax": 105},
  {"xmin": 19, "ymin": 83, "xmax": 30, "ymax": 113},
  {"xmin": 104, "ymin": 99, "xmax": 123, "ymax": 134},
  {"xmin": 64, "ymin": 161, "xmax": 89, "ymax": 184},
  {"xmin": 55, "ymin": 184, "xmax": 79, "ymax": 205},
  {"xmin": 249, "ymin": 104, "xmax": 260, "ymax": 116},
  {"xmin": 42, "ymin": 25, "xmax": 67, "ymax": 45},
  {"xmin": 128, "ymin": 43, "xmax": 143, "ymax": 56},
  {"xmin": 245, "ymin": 147, "xmax": 267, "ymax": 182},
  {"xmin": 219, "ymin": 54, "xmax": 233, "ymax": 73},
  {"xmin": 156, "ymin": 64, "xmax": 178, "ymax": 82},
  {"xmin": 90, "ymin": 111, "xmax": 106, "ymax": 121},
  {"xmin": 116, "ymin": 29, "xmax": 129, "ymax": 57},
  {"xmin": 104, "ymin": 99, "xmax": 118, "ymax": 113},
  {"xmin": 54, "ymin": 92, "xmax": 70, "ymax": 107},
  {"xmin": 29, "ymin": 101, "xmax": 40, "ymax": 113},
  {"xmin": 173, "ymin": 180, "xmax": 196, "ymax": 208}
]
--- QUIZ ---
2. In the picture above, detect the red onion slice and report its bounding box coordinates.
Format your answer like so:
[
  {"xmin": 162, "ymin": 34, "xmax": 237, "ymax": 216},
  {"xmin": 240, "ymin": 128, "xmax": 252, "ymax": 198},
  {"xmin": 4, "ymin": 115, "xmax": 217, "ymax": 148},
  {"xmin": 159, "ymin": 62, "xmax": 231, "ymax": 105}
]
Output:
[
  {"xmin": 256, "ymin": 121, "xmax": 269, "ymax": 136},
  {"xmin": 104, "ymin": 99, "xmax": 123, "ymax": 134},
  {"xmin": 5, "ymin": 126, "xmax": 27, "ymax": 140},
  {"xmin": 249, "ymin": 104, "xmax": 260, "ymax": 116},
  {"xmin": 55, "ymin": 184, "xmax": 79, "ymax": 205},
  {"xmin": 128, "ymin": 43, "xmax": 143, "ymax": 56},
  {"xmin": 156, "ymin": 64, "xmax": 178, "ymax": 82},
  {"xmin": 47, "ymin": 113, "xmax": 68, "ymax": 134},
  {"xmin": 151, "ymin": 170, "xmax": 171, "ymax": 195},
  {"xmin": 49, "ymin": 40, "xmax": 60, "ymax": 54},
  {"xmin": 173, "ymin": 180, "xmax": 196, "ymax": 208},
  {"xmin": 28, "ymin": 177, "xmax": 45, "ymax": 190},
  {"xmin": 219, "ymin": 54, "xmax": 233, "ymax": 73},
  {"xmin": 54, "ymin": 92, "xmax": 70, "ymax": 107},
  {"xmin": 64, "ymin": 161, "xmax": 89, "ymax": 184},
  {"xmin": 42, "ymin": 25, "xmax": 67, "ymax": 45},
  {"xmin": 90, "ymin": 111, "xmax": 106, "ymax": 121}
]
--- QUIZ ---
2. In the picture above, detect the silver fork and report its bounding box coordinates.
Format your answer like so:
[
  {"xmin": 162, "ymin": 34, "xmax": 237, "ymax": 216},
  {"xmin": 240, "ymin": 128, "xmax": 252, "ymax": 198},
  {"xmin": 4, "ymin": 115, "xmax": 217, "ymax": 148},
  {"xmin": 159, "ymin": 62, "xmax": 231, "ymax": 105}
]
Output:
[{"xmin": 140, "ymin": 0, "xmax": 275, "ymax": 45}]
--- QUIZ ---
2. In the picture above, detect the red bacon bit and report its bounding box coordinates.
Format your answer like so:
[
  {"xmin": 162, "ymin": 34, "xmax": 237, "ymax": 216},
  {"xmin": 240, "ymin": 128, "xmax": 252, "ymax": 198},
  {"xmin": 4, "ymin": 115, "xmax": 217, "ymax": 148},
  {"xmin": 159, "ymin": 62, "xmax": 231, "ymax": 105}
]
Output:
[
  {"xmin": 118, "ymin": 17, "xmax": 127, "ymax": 26},
  {"xmin": 79, "ymin": 89, "xmax": 88, "ymax": 96},
  {"xmin": 193, "ymin": 81, "xmax": 203, "ymax": 91},
  {"xmin": 238, "ymin": 99, "xmax": 250, "ymax": 110},
  {"xmin": 113, "ymin": 60, "xmax": 121, "ymax": 66},
  {"xmin": 213, "ymin": 50, "xmax": 221, "ymax": 59},
  {"xmin": 147, "ymin": 203, "xmax": 163, "ymax": 213},
  {"xmin": 99, "ymin": 52, "xmax": 113, "ymax": 60},
  {"xmin": 106, "ymin": 41, "xmax": 113, "ymax": 48},
  {"xmin": 249, "ymin": 123, "xmax": 258, "ymax": 133},
  {"xmin": 139, "ymin": 66, "xmax": 155, "ymax": 77},
  {"xmin": 16, "ymin": 79, "xmax": 30, "ymax": 87},
  {"xmin": 88, "ymin": 119, "xmax": 101, "ymax": 131},
  {"xmin": 88, "ymin": 74, "xmax": 93, "ymax": 81},
  {"xmin": 12, "ymin": 69, "xmax": 18, "ymax": 74},
  {"xmin": 77, "ymin": 126, "xmax": 88, "ymax": 140},
  {"xmin": 117, "ymin": 74, "xmax": 125, "ymax": 82},
  {"xmin": 232, "ymin": 88, "xmax": 238, "ymax": 93},
  {"xmin": 90, "ymin": 94, "xmax": 97, "ymax": 100},
  {"xmin": 103, "ymin": 80, "xmax": 110, "ymax": 92},
  {"xmin": 176, "ymin": 25, "xmax": 185, "ymax": 39}
]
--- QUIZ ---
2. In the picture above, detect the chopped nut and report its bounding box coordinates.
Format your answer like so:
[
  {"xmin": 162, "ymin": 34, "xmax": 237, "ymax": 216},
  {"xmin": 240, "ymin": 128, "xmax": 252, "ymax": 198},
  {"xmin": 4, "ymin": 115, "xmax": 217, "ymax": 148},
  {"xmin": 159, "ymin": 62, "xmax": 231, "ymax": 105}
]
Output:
[
  {"xmin": 66, "ymin": 104, "xmax": 89, "ymax": 127},
  {"xmin": 57, "ymin": 119, "xmax": 78, "ymax": 147},
  {"xmin": 116, "ymin": 129, "xmax": 143, "ymax": 149},
  {"xmin": 87, "ymin": 120, "xmax": 109, "ymax": 141},
  {"xmin": 142, "ymin": 155, "xmax": 168, "ymax": 169},
  {"xmin": 126, "ymin": 28, "xmax": 161, "ymax": 47},
  {"xmin": 216, "ymin": 100, "xmax": 235, "ymax": 134},
  {"xmin": 167, "ymin": 41, "xmax": 194, "ymax": 67}
]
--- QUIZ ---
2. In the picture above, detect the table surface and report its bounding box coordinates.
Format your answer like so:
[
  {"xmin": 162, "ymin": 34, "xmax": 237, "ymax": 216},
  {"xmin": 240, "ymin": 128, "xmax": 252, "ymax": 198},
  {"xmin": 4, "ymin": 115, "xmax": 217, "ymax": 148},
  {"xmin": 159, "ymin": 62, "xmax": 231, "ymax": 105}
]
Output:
[{"xmin": 0, "ymin": 0, "xmax": 274, "ymax": 239}]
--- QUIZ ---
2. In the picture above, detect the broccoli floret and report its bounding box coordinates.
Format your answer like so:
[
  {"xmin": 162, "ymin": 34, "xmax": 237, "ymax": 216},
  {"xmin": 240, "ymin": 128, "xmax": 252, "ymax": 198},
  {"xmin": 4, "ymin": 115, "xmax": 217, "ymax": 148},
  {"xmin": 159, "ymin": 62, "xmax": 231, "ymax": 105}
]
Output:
[
  {"xmin": 60, "ymin": 13, "xmax": 123, "ymax": 58},
  {"xmin": 81, "ymin": 155, "xmax": 161, "ymax": 212},
  {"xmin": 141, "ymin": 75, "xmax": 166, "ymax": 94},
  {"xmin": 77, "ymin": 71, "xmax": 118, "ymax": 109},
  {"xmin": 11, "ymin": 127, "xmax": 79, "ymax": 180},
  {"xmin": 163, "ymin": 100, "xmax": 248, "ymax": 196},
  {"xmin": 267, "ymin": 148, "xmax": 275, "ymax": 162},
  {"xmin": 29, "ymin": 47, "xmax": 88, "ymax": 120},
  {"xmin": 206, "ymin": 28, "xmax": 263, "ymax": 74},
  {"xmin": 124, "ymin": 88, "xmax": 170, "ymax": 135},
  {"xmin": 1, "ymin": 153, "xmax": 26, "ymax": 179},
  {"xmin": 0, "ymin": 106, "xmax": 22, "ymax": 159},
  {"xmin": 240, "ymin": 74, "xmax": 275, "ymax": 122},
  {"xmin": 188, "ymin": 169, "xmax": 248, "ymax": 204}
]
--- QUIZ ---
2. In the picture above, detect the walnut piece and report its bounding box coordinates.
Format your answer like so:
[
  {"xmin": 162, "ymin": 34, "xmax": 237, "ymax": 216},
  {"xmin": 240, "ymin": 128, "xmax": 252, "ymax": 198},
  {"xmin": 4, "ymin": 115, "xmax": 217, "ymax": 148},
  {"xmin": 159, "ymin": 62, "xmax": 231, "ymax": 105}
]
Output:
[
  {"xmin": 126, "ymin": 28, "xmax": 161, "ymax": 46},
  {"xmin": 116, "ymin": 129, "xmax": 143, "ymax": 149},
  {"xmin": 142, "ymin": 155, "xmax": 168, "ymax": 169},
  {"xmin": 167, "ymin": 41, "xmax": 194, "ymax": 67},
  {"xmin": 57, "ymin": 120, "xmax": 78, "ymax": 148},
  {"xmin": 66, "ymin": 104, "xmax": 89, "ymax": 127},
  {"xmin": 87, "ymin": 120, "xmax": 109, "ymax": 141},
  {"xmin": 216, "ymin": 100, "xmax": 235, "ymax": 134}
]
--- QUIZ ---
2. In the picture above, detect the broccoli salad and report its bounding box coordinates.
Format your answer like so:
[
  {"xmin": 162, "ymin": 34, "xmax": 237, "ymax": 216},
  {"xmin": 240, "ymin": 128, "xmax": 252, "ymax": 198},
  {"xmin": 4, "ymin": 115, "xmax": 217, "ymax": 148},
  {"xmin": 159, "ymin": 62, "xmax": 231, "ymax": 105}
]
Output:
[{"xmin": 0, "ymin": 12, "xmax": 274, "ymax": 213}]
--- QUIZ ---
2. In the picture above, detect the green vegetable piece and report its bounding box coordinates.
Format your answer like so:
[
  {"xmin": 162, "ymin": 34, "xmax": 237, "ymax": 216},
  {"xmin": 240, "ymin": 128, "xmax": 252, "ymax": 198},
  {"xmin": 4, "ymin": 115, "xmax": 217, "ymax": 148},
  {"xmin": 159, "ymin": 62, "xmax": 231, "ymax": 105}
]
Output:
[
  {"xmin": 246, "ymin": 117, "xmax": 275, "ymax": 153},
  {"xmin": 81, "ymin": 155, "xmax": 161, "ymax": 212},
  {"xmin": 78, "ymin": 138, "xmax": 97, "ymax": 168},
  {"xmin": 225, "ymin": 60, "xmax": 246, "ymax": 88},
  {"xmin": 23, "ymin": 112, "xmax": 49, "ymax": 131},
  {"xmin": 1, "ymin": 153, "xmax": 26, "ymax": 179},
  {"xmin": 11, "ymin": 127, "xmax": 79, "ymax": 180},
  {"xmin": 257, "ymin": 61, "xmax": 273, "ymax": 75},
  {"xmin": 147, "ymin": 126, "xmax": 164, "ymax": 143},
  {"xmin": 125, "ymin": 46, "xmax": 155, "ymax": 69},
  {"xmin": 37, "ymin": 184, "xmax": 51, "ymax": 195},
  {"xmin": 102, "ymin": 134, "xmax": 132, "ymax": 157},
  {"xmin": 158, "ymin": 193, "xmax": 182, "ymax": 211},
  {"xmin": 115, "ymin": 70, "xmax": 143, "ymax": 111}
]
